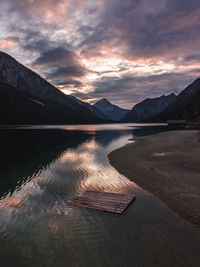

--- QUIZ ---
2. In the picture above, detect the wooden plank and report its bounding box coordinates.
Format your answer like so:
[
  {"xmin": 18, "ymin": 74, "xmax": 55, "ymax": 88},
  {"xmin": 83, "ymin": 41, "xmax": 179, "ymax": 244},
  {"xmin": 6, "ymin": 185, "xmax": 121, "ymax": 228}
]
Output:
[{"xmin": 68, "ymin": 190, "xmax": 135, "ymax": 214}]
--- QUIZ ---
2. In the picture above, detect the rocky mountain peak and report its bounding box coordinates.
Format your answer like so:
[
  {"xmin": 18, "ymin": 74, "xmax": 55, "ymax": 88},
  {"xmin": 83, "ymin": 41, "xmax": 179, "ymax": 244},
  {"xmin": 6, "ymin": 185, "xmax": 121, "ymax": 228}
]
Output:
[
  {"xmin": 94, "ymin": 98, "xmax": 129, "ymax": 121},
  {"xmin": 95, "ymin": 98, "xmax": 111, "ymax": 106}
]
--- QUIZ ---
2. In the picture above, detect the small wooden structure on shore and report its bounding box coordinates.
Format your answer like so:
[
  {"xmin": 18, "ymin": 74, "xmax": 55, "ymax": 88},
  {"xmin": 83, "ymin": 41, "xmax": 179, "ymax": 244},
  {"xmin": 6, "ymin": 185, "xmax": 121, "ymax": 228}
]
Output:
[
  {"xmin": 68, "ymin": 190, "xmax": 135, "ymax": 214},
  {"xmin": 185, "ymin": 122, "xmax": 198, "ymax": 129}
]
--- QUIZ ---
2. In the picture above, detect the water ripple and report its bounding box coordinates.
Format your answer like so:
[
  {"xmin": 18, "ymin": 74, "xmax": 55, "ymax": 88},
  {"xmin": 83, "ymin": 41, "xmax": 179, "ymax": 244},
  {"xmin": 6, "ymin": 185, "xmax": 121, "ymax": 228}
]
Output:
[{"xmin": 0, "ymin": 125, "xmax": 200, "ymax": 267}]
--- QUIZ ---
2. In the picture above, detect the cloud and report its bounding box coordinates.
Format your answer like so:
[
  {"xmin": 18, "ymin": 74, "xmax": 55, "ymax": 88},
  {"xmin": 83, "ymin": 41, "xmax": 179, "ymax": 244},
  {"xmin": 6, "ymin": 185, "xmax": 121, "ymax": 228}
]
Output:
[
  {"xmin": 184, "ymin": 52, "xmax": 200, "ymax": 63},
  {"xmin": 33, "ymin": 46, "xmax": 76, "ymax": 65},
  {"xmin": 23, "ymin": 38, "xmax": 50, "ymax": 52},
  {"xmin": 32, "ymin": 46, "xmax": 89, "ymax": 80},
  {"xmin": 0, "ymin": 0, "xmax": 200, "ymax": 108},
  {"xmin": 54, "ymin": 80, "xmax": 83, "ymax": 87},
  {"xmin": 80, "ymin": 0, "xmax": 200, "ymax": 60},
  {"xmin": 0, "ymin": 36, "xmax": 19, "ymax": 49},
  {"xmin": 3, "ymin": 0, "xmax": 69, "ymax": 23},
  {"xmin": 46, "ymin": 64, "xmax": 87, "ymax": 79}
]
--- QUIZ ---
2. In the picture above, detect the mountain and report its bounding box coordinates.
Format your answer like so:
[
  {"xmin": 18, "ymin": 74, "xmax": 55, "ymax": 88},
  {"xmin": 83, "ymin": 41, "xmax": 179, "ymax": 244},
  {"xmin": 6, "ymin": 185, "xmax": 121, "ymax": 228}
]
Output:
[
  {"xmin": 0, "ymin": 51, "xmax": 102, "ymax": 125},
  {"xmin": 122, "ymin": 93, "xmax": 176, "ymax": 122},
  {"xmin": 94, "ymin": 98, "xmax": 129, "ymax": 121},
  {"xmin": 149, "ymin": 78, "xmax": 200, "ymax": 122},
  {"xmin": 70, "ymin": 96, "xmax": 109, "ymax": 120}
]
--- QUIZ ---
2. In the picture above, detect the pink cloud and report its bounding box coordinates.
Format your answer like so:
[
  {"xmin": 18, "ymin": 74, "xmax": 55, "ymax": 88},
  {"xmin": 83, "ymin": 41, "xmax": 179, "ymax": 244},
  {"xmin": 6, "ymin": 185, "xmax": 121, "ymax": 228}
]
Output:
[
  {"xmin": 0, "ymin": 37, "xmax": 17, "ymax": 48},
  {"xmin": 6, "ymin": 0, "xmax": 90, "ymax": 23}
]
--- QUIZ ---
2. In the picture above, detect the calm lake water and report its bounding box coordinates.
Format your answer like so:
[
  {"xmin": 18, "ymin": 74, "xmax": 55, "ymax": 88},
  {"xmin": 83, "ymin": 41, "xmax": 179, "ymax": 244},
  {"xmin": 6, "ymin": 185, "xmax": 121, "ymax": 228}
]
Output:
[{"xmin": 0, "ymin": 124, "xmax": 199, "ymax": 267}]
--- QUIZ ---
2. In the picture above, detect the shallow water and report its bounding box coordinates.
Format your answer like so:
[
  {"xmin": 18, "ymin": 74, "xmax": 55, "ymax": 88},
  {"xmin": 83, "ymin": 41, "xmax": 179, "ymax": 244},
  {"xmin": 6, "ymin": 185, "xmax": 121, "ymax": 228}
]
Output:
[{"xmin": 0, "ymin": 124, "xmax": 199, "ymax": 267}]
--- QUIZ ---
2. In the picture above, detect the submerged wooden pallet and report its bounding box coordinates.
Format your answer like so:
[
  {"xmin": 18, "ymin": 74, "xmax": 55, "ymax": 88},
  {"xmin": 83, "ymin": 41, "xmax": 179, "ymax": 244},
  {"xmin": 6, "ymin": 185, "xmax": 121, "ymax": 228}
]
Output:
[{"xmin": 68, "ymin": 190, "xmax": 135, "ymax": 214}]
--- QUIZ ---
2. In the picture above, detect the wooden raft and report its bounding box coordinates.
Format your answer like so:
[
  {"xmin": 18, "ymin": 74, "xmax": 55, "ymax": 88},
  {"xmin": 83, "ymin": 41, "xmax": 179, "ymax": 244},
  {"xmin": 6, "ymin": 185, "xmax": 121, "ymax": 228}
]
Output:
[{"xmin": 68, "ymin": 190, "xmax": 135, "ymax": 214}]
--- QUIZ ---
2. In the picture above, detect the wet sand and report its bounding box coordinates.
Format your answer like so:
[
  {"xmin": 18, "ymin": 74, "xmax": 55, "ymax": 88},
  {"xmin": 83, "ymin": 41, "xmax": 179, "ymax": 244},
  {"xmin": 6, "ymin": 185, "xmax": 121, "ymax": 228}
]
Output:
[{"xmin": 109, "ymin": 130, "xmax": 200, "ymax": 226}]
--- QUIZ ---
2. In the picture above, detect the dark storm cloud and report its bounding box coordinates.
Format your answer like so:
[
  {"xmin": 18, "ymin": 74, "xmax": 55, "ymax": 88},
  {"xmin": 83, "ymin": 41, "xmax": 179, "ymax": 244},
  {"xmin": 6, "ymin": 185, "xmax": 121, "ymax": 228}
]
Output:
[
  {"xmin": 46, "ymin": 64, "xmax": 86, "ymax": 79},
  {"xmin": 23, "ymin": 38, "xmax": 50, "ymax": 52},
  {"xmin": 33, "ymin": 46, "xmax": 75, "ymax": 65},
  {"xmin": 33, "ymin": 46, "xmax": 89, "ymax": 79}
]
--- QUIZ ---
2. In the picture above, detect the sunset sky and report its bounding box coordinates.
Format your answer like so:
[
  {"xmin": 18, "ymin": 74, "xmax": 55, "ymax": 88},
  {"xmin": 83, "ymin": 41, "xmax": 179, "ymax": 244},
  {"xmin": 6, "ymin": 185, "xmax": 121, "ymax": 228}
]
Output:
[{"xmin": 0, "ymin": 0, "xmax": 200, "ymax": 108}]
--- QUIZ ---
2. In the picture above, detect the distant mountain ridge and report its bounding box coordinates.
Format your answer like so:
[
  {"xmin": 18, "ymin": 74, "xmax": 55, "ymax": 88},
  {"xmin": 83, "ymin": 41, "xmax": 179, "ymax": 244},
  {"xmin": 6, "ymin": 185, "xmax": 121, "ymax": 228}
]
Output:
[
  {"xmin": 94, "ymin": 98, "xmax": 129, "ymax": 121},
  {"xmin": 122, "ymin": 93, "xmax": 176, "ymax": 122},
  {"xmin": 70, "ymin": 96, "xmax": 109, "ymax": 120},
  {"xmin": 0, "ymin": 51, "xmax": 103, "ymax": 124},
  {"xmin": 148, "ymin": 78, "xmax": 200, "ymax": 122}
]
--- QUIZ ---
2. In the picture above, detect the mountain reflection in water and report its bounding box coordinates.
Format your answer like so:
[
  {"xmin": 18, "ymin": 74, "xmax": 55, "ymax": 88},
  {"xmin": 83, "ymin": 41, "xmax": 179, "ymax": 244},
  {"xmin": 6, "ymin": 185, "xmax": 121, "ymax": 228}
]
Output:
[
  {"xmin": 0, "ymin": 124, "xmax": 199, "ymax": 267},
  {"xmin": 0, "ymin": 124, "xmax": 165, "ymax": 197}
]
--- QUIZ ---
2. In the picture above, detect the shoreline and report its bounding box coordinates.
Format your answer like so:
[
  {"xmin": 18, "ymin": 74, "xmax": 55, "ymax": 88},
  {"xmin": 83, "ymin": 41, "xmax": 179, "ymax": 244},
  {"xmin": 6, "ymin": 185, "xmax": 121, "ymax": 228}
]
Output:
[{"xmin": 108, "ymin": 130, "xmax": 200, "ymax": 227}]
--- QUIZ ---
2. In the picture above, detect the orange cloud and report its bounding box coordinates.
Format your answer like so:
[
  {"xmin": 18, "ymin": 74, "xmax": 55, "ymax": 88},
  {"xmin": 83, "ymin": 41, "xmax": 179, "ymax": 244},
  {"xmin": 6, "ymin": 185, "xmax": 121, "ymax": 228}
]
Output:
[{"xmin": 0, "ymin": 37, "xmax": 16, "ymax": 48}]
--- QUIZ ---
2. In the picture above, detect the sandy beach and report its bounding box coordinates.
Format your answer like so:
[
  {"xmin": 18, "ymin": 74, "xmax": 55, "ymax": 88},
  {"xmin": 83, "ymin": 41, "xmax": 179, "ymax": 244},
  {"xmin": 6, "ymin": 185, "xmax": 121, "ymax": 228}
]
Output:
[{"xmin": 109, "ymin": 130, "xmax": 200, "ymax": 226}]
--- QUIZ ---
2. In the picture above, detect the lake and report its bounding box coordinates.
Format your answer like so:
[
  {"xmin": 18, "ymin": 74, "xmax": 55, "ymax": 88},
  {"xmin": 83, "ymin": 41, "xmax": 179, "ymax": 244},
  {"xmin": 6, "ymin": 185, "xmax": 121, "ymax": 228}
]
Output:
[{"xmin": 0, "ymin": 124, "xmax": 199, "ymax": 267}]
